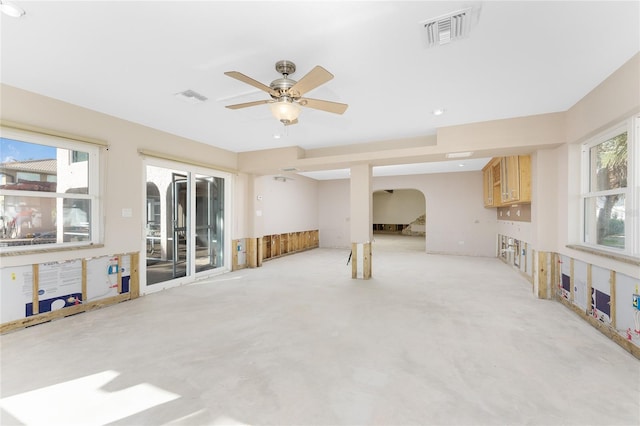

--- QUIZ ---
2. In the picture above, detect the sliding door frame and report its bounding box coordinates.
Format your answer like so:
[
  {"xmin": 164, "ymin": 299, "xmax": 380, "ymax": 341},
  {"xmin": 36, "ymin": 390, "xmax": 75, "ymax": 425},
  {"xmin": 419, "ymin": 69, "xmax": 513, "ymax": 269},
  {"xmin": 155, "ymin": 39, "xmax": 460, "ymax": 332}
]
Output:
[{"xmin": 141, "ymin": 156, "xmax": 232, "ymax": 295}]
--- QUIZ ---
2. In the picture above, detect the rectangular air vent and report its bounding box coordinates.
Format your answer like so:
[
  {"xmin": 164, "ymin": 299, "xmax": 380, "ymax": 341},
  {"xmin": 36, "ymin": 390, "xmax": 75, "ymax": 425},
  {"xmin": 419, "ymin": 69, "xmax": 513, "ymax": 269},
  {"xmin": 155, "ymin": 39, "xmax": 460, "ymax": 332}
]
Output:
[
  {"xmin": 420, "ymin": 7, "xmax": 473, "ymax": 47},
  {"xmin": 175, "ymin": 89, "xmax": 208, "ymax": 104}
]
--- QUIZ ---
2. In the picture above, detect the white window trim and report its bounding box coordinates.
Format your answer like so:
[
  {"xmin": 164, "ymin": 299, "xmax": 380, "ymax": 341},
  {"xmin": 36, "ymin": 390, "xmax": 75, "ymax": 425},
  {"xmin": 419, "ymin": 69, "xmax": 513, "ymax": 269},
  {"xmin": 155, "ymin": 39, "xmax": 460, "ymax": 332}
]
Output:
[
  {"xmin": 0, "ymin": 127, "xmax": 103, "ymax": 254},
  {"xmin": 579, "ymin": 116, "xmax": 638, "ymax": 259}
]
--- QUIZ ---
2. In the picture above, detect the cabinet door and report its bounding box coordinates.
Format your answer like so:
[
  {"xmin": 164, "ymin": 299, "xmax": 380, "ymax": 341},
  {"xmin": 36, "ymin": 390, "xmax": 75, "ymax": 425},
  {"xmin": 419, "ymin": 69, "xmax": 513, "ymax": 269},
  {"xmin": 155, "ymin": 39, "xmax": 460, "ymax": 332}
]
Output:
[
  {"xmin": 483, "ymin": 168, "xmax": 494, "ymax": 207},
  {"xmin": 501, "ymin": 156, "xmax": 520, "ymax": 203}
]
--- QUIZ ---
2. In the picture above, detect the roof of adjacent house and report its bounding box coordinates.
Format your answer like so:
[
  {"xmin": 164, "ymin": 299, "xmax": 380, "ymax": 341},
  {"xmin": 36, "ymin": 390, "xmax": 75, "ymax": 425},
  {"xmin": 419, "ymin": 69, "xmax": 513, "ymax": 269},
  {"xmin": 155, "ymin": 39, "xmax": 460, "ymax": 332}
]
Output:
[{"xmin": 0, "ymin": 159, "xmax": 57, "ymax": 175}]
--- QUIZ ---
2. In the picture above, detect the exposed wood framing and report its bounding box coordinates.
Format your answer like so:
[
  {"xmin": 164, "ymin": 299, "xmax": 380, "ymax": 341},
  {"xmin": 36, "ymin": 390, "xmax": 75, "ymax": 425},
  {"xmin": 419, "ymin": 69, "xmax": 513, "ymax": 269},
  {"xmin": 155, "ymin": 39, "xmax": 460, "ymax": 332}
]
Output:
[
  {"xmin": 257, "ymin": 237, "xmax": 263, "ymax": 267},
  {"xmin": 31, "ymin": 264, "xmax": 39, "ymax": 315},
  {"xmin": 248, "ymin": 238, "xmax": 258, "ymax": 268},
  {"xmin": 610, "ymin": 270, "xmax": 616, "ymax": 328},
  {"xmin": 557, "ymin": 296, "xmax": 640, "ymax": 360},
  {"xmin": 569, "ymin": 258, "xmax": 575, "ymax": 303},
  {"xmin": 351, "ymin": 243, "xmax": 357, "ymax": 279},
  {"xmin": 1, "ymin": 252, "xmax": 140, "ymax": 334},
  {"xmin": 586, "ymin": 263, "xmax": 593, "ymax": 316},
  {"xmin": 351, "ymin": 242, "xmax": 372, "ymax": 280},
  {"xmin": 261, "ymin": 230, "xmax": 320, "ymax": 262},
  {"xmin": 1, "ymin": 294, "xmax": 131, "ymax": 334},
  {"xmin": 537, "ymin": 251, "xmax": 548, "ymax": 299},
  {"xmin": 117, "ymin": 254, "xmax": 123, "ymax": 294},
  {"xmin": 82, "ymin": 259, "xmax": 88, "ymax": 301},
  {"xmin": 130, "ymin": 252, "xmax": 140, "ymax": 299},
  {"xmin": 231, "ymin": 239, "xmax": 249, "ymax": 271}
]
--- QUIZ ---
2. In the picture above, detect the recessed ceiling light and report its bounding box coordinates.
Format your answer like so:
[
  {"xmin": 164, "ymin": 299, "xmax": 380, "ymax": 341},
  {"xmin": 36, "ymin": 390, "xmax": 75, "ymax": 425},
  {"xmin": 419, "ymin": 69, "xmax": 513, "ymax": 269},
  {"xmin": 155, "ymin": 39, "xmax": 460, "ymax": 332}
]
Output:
[
  {"xmin": 458, "ymin": 163, "xmax": 465, "ymax": 167},
  {"xmin": 446, "ymin": 151, "xmax": 473, "ymax": 158},
  {"xmin": 273, "ymin": 134, "xmax": 281, "ymax": 139},
  {"xmin": 432, "ymin": 108, "xmax": 446, "ymax": 116},
  {"xmin": 0, "ymin": 1, "xmax": 25, "ymax": 17}
]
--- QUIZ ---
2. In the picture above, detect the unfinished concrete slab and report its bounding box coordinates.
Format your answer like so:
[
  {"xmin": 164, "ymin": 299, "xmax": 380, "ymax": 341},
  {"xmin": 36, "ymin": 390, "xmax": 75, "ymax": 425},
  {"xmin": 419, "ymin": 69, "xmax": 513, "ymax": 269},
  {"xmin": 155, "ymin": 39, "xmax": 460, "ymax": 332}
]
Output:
[{"xmin": 1, "ymin": 246, "xmax": 638, "ymax": 425}]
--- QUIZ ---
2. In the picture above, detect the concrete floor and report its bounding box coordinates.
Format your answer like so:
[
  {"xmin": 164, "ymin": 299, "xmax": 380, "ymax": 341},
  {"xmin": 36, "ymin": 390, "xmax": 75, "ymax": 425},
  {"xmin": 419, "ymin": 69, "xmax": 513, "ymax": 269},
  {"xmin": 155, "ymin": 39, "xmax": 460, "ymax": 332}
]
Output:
[{"xmin": 1, "ymin": 236, "xmax": 639, "ymax": 425}]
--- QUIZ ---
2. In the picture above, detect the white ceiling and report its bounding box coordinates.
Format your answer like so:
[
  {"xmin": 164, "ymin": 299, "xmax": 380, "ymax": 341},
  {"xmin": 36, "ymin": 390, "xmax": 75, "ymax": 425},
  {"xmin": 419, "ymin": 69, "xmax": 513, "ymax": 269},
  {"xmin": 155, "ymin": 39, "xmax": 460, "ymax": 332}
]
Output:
[{"xmin": 1, "ymin": 1, "xmax": 639, "ymax": 176}]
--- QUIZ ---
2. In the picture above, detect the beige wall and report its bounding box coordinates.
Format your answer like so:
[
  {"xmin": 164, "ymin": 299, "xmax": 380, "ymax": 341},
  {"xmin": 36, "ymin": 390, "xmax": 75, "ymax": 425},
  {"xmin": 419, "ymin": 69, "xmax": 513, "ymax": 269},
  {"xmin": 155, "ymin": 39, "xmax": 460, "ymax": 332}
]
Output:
[
  {"xmin": 317, "ymin": 179, "xmax": 350, "ymax": 249},
  {"xmin": 1, "ymin": 84, "xmax": 239, "ymax": 268},
  {"xmin": 254, "ymin": 174, "xmax": 319, "ymax": 235},
  {"xmin": 319, "ymin": 172, "xmax": 496, "ymax": 256},
  {"xmin": 374, "ymin": 172, "xmax": 496, "ymax": 256},
  {"xmin": 565, "ymin": 53, "xmax": 640, "ymax": 144}
]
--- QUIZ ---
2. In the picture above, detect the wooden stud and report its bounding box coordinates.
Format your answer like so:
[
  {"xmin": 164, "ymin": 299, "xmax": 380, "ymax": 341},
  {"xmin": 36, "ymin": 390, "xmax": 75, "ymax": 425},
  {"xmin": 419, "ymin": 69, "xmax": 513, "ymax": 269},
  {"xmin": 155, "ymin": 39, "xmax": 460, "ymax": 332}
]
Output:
[
  {"xmin": 31, "ymin": 264, "xmax": 39, "ymax": 315},
  {"xmin": 550, "ymin": 252, "xmax": 557, "ymax": 299},
  {"xmin": 363, "ymin": 242, "xmax": 372, "ymax": 279},
  {"xmin": 351, "ymin": 243, "xmax": 357, "ymax": 279},
  {"xmin": 610, "ymin": 270, "xmax": 616, "ymax": 328},
  {"xmin": 248, "ymin": 238, "xmax": 258, "ymax": 268},
  {"xmin": 274, "ymin": 234, "xmax": 280, "ymax": 257},
  {"xmin": 257, "ymin": 237, "xmax": 263, "ymax": 267},
  {"xmin": 586, "ymin": 263, "xmax": 593, "ymax": 315},
  {"xmin": 232, "ymin": 239, "xmax": 239, "ymax": 270},
  {"xmin": 569, "ymin": 258, "xmax": 575, "ymax": 303},
  {"xmin": 130, "ymin": 252, "xmax": 140, "ymax": 299},
  {"xmin": 117, "ymin": 254, "xmax": 123, "ymax": 294},
  {"xmin": 82, "ymin": 258, "xmax": 88, "ymax": 302},
  {"xmin": 537, "ymin": 251, "xmax": 547, "ymax": 299}
]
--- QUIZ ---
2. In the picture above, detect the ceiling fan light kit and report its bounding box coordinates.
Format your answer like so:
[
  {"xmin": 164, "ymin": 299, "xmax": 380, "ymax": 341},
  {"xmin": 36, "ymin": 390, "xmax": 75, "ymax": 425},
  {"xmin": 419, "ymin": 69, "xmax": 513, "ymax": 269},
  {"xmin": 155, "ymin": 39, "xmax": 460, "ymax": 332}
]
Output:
[
  {"xmin": 269, "ymin": 99, "xmax": 300, "ymax": 125},
  {"xmin": 224, "ymin": 60, "xmax": 348, "ymax": 126}
]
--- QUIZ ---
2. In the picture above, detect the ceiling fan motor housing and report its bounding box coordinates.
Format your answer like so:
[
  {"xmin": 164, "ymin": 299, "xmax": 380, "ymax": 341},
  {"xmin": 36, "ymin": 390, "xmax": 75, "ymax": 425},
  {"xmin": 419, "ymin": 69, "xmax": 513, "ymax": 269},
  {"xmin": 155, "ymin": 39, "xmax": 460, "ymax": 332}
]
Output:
[
  {"xmin": 271, "ymin": 60, "xmax": 298, "ymax": 98},
  {"xmin": 270, "ymin": 77, "xmax": 297, "ymax": 98}
]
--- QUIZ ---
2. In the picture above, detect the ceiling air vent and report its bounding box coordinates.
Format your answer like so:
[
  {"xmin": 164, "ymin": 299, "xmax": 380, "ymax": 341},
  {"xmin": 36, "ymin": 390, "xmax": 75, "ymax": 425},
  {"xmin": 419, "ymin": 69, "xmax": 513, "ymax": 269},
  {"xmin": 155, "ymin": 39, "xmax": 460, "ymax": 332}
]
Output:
[
  {"xmin": 175, "ymin": 89, "xmax": 208, "ymax": 104},
  {"xmin": 420, "ymin": 7, "xmax": 474, "ymax": 47}
]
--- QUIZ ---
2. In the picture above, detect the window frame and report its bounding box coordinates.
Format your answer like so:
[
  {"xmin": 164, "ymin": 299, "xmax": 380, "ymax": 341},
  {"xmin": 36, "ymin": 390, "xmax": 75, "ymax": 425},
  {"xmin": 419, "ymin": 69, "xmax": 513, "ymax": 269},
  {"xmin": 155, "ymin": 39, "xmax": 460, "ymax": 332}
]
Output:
[
  {"xmin": 0, "ymin": 127, "xmax": 103, "ymax": 254},
  {"xmin": 580, "ymin": 116, "xmax": 639, "ymax": 259}
]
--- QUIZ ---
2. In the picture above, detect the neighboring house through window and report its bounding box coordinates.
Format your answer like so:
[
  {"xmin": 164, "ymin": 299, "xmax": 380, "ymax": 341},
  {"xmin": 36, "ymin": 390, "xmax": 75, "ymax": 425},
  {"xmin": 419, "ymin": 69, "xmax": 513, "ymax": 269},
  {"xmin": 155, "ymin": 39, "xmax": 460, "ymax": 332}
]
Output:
[{"xmin": 0, "ymin": 127, "xmax": 101, "ymax": 251}]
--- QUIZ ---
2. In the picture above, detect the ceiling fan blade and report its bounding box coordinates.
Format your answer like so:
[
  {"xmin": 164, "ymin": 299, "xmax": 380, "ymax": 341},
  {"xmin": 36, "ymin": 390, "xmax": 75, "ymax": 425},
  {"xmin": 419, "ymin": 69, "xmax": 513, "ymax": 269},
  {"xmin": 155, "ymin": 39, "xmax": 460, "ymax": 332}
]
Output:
[
  {"xmin": 299, "ymin": 98, "xmax": 348, "ymax": 114},
  {"xmin": 283, "ymin": 119, "xmax": 298, "ymax": 127},
  {"xmin": 225, "ymin": 99, "xmax": 271, "ymax": 110},
  {"xmin": 289, "ymin": 66, "xmax": 334, "ymax": 97},
  {"xmin": 224, "ymin": 71, "xmax": 278, "ymax": 97}
]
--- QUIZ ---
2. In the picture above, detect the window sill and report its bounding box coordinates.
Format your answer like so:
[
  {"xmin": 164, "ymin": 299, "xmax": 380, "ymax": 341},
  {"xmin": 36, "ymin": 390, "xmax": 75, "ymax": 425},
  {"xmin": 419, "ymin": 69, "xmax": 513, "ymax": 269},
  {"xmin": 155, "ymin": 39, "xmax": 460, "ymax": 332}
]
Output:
[
  {"xmin": 566, "ymin": 244, "xmax": 640, "ymax": 266},
  {"xmin": 0, "ymin": 243, "xmax": 105, "ymax": 258}
]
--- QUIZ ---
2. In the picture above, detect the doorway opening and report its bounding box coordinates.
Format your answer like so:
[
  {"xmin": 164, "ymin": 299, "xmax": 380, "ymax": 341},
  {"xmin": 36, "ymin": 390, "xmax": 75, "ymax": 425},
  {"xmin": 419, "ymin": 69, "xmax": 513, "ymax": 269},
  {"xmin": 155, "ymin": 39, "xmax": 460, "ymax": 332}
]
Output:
[{"xmin": 372, "ymin": 188, "xmax": 426, "ymax": 251}]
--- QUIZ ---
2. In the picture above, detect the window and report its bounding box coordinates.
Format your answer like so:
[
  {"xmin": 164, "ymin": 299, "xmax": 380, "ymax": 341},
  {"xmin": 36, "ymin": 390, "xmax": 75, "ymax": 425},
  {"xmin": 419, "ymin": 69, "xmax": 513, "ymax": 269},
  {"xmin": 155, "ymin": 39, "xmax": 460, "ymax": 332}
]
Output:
[
  {"xmin": 0, "ymin": 127, "xmax": 102, "ymax": 252},
  {"xmin": 581, "ymin": 116, "xmax": 639, "ymax": 258}
]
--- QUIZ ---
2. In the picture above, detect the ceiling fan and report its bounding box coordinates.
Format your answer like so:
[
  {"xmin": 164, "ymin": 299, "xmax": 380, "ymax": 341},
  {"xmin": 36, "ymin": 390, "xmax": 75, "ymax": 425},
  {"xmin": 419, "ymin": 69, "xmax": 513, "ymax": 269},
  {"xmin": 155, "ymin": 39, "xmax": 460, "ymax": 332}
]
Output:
[{"xmin": 224, "ymin": 60, "xmax": 348, "ymax": 126}]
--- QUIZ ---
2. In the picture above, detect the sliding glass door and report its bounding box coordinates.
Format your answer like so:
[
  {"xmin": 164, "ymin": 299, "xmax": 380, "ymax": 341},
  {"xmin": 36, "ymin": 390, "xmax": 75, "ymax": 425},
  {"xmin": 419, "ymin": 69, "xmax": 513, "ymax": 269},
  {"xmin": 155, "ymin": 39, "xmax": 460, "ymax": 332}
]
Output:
[
  {"xmin": 144, "ymin": 160, "xmax": 229, "ymax": 291},
  {"xmin": 195, "ymin": 174, "xmax": 225, "ymax": 273}
]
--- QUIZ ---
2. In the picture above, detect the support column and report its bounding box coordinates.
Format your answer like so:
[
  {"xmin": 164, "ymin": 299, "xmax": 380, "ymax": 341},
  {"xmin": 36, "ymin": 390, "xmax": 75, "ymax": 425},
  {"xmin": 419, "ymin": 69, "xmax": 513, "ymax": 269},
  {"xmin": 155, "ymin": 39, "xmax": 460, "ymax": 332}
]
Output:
[{"xmin": 350, "ymin": 164, "xmax": 372, "ymax": 279}]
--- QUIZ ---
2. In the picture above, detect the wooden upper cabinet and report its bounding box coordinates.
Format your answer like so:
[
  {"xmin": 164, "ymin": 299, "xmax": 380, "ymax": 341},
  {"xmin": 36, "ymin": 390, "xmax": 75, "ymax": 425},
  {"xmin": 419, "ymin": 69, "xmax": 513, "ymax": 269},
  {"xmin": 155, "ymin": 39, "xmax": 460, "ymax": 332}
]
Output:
[
  {"xmin": 482, "ymin": 167, "xmax": 494, "ymax": 207},
  {"xmin": 482, "ymin": 159, "xmax": 499, "ymax": 207},
  {"xmin": 482, "ymin": 155, "xmax": 531, "ymax": 208}
]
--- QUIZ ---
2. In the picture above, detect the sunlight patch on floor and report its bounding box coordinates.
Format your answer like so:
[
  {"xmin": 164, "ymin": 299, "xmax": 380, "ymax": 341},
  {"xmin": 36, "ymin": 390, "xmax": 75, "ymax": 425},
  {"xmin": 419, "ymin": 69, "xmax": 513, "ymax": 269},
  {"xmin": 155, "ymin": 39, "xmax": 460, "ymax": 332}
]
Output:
[{"xmin": 0, "ymin": 370, "xmax": 179, "ymax": 426}]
